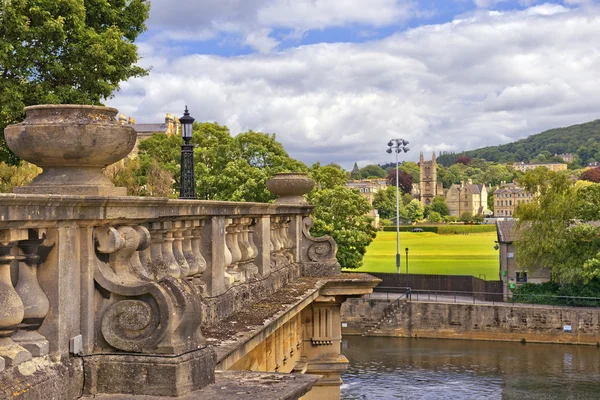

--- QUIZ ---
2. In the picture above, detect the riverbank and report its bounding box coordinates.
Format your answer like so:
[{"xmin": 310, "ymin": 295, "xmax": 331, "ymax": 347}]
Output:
[{"xmin": 341, "ymin": 297, "xmax": 600, "ymax": 345}]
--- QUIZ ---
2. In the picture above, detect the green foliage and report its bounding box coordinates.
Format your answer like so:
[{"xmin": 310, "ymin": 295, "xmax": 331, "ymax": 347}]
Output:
[
  {"xmin": 359, "ymin": 164, "xmax": 386, "ymax": 179},
  {"xmin": 510, "ymin": 280, "xmax": 600, "ymax": 307},
  {"xmin": 0, "ymin": 0, "xmax": 150, "ymax": 163},
  {"xmin": 105, "ymin": 157, "xmax": 174, "ymax": 197},
  {"xmin": 372, "ymin": 186, "xmax": 405, "ymax": 220},
  {"xmin": 430, "ymin": 196, "xmax": 449, "ymax": 216},
  {"xmin": 463, "ymin": 119, "xmax": 600, "ymax": 164},
  {"xmin": 0, "ymin": 161, "xmax": 40, "ymax": 192},
  {"xmin": 309, "ymin": 186, "xmax": 377, "ymax": 269},
  {"xmin": 382, "ymin": 226, "xmax": 439, "ymax": 233},
  {"xmin": 437, "ymin": 225, "xmax": 496, "ymax": 235},
  {"xmin": 427, "ymin": 211, "xmax": 442, "ymax": 223},
  {"xmin": 309, "ymin": 162, "xmax": 347, "ymax": 191},
  {"xmin": 459, "ymin": 211, "xmax": 473, "ymax": 223},
  {"xmin": 516, "ymin": 169, "xmax": 600, "ymax": 283},
  {"xmin": 406, "ymin": 199, "xmax": 424, "ymax": 222},
  {"xmin": 398, "ymin": 161, "xmax": 420, "ymax": 182}
]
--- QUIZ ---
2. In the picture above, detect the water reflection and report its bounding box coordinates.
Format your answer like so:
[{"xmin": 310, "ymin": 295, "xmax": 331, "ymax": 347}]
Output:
[{"xmin": 341, "ymin": 336, "xmax": 600, "ymax": 400}]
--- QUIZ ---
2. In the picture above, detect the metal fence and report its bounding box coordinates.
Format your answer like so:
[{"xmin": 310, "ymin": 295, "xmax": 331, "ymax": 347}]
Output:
[{"xmin": 365, "ymin": 287, "xmax": 600, "ymax": 308}]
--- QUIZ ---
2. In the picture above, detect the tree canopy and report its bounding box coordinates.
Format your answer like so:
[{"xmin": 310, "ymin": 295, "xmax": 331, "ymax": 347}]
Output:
[
  {"xmin": 0, "ymin": 0, "xmax": 150, "ymax": 163},
  {"xmin": 515, "ymin": 169, "xmax": 600, "ymax": 283}
]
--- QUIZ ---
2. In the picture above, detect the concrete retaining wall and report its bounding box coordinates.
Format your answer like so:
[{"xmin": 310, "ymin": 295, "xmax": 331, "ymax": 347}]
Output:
[{"xmin": 341, "ymin": 298, "xmax": 600, "ymax": 345}]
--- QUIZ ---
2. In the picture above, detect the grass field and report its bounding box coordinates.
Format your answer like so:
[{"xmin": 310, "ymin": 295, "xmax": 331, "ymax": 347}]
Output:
[{"xmin": 350, "ymin": 231, "xmax": 499, "ymax": 280}]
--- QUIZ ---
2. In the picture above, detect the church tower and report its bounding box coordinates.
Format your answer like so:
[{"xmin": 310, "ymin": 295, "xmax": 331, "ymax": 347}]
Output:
[{"xmin": 419, "ymin": 152, "xmax": 438, "ymax": 206}]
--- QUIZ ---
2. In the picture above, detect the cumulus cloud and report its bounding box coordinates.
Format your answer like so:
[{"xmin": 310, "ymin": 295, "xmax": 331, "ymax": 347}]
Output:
[
  {"xmin": 110, "ymin": 4, "xmax": 600, "ymax": 168},
  {"xmin": 146, "ymin": 0, "xmax": 415, "ymax": 52}
]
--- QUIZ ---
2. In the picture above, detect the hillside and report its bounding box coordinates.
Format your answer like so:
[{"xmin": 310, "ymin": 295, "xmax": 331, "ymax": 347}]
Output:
[{"xmin": 437, "ymin": 119, "xmax": 600, "ymax": 166}]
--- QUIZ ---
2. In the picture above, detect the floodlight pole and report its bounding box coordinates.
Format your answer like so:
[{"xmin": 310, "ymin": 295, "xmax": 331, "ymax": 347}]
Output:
[{"xmin": 386, "ymin": 139, "xmax": 410, "ymax": 275}]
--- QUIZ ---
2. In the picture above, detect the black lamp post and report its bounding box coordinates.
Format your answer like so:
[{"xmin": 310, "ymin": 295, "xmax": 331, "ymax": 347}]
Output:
[
  {"xmin": 405, "ymin": 247, "xmax": 409, "ymax": 275},
  {"xmin": 179, "ymin": 106, "xmax": 196, "ymax": 199},
  {"xmin": 386, "ymin": 138, "xmax": 410, "ymax": 274}
]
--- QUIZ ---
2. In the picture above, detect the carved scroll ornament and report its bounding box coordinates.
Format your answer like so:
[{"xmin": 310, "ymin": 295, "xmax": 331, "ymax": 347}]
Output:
[{"xmin": 301, "ymin": 217, "xmax": 337, "ymax": 263}]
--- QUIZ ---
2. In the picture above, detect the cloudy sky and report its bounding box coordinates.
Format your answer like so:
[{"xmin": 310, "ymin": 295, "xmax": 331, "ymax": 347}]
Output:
[{"xmin": 108, "ymin": 0, "xmax": 600, "ymax": 169}]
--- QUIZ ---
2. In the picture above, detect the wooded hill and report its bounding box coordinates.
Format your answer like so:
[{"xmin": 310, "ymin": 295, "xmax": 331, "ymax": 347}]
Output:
[{"xmin": 437, "ymin": 119, "xmax": 600, "ymax": 167}]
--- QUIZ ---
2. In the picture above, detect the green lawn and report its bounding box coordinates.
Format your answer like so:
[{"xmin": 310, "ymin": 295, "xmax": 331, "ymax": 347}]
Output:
[{"xmin": 351, "ymin": 231, "xmax": 499, "ymax": 280}]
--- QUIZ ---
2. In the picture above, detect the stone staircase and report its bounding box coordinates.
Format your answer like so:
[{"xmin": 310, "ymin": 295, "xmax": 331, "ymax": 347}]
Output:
[{"xmin": 363, "ymin": 295, "xmax": 408, "ymax": 335}]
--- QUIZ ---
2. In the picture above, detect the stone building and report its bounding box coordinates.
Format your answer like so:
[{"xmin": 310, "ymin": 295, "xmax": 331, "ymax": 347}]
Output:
[
  {"xmin": 345, "ymin": 179, "xmax": 387, "ymax": 228},
  {"xmin": 493, "ymin": 182, "xmax": 534, "ymax": 218},
  {"xmin": 496, "ymin": 220, "xmax": 551, "ymax": 298},
  {"xmin": 419, "ymin": 152, "xmax": 443, "ymax": 206},
  {"xmin": 446, "ymin": 179, "xmax": 489, "ymax": 217},
  {"xmin": 555, "ymin": 153, "xmax": 574, "ymax": 163},
  {"xmin": 512, "ymin": 162, "xmax": 567, "ymax": 172},
  {"xmin": 120, "ymin": 113, "xmax": 182, "ymax": 157}
]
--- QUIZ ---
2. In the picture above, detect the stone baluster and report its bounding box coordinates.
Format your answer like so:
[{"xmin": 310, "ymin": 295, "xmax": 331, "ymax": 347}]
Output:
[
  {"xmin": 271, "ymin": 216, "xmax": 282, "ymax": 254},
  {"xmin": 191, "ymin": 220, "xmax": 207, "ymax": 277},
  {"xmin": 172, "ymin": 221, "xmax": 190, "ymax": 277},
  {"xmin": 0, "ymin": 229, "xmax": 31, "ymax": 370},
  {"xmin": 279, "ymin": 216, "xmax": 293, "ymax": 261},
  {"xmin": 148, "ymin": 221, "xmax": 180, "ymax": 279},
  {"xmin": 238, "ymin": 218, "xmax": 258, "ymax": 279},
  {"xmin": 226, "ymin": 218, "xmax": 244, "ymax": 284},
  {"xmin": 223, "ymin": 219, "xmax": 235, "ymax": 287},
  {"xmin": 182, "ymin": 220, "xmax": 198, "ymax": 277},
  {"xmin": 12, "ymin": 230, "xmax": 50, "ymax": 357}
]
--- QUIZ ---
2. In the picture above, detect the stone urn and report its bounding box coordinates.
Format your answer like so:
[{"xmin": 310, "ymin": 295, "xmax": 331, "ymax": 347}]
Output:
[
  {"xmin": 266, "ymin": 172, "xmax": 314, "ymax": 205},
  {"xmin": 4, "ymin": 105, "xmax": 136, "ymax": 196}
]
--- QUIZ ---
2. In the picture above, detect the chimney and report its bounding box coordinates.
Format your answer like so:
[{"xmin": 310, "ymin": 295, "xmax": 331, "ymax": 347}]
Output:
[{"xmin": 468, "ymin": 178, "xmax": 473, "ymax": 184}]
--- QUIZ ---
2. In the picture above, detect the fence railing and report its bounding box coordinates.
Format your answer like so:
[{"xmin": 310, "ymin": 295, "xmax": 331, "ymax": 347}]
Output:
[{"xmin": 366, "ymin": 288, "xmax": 600, "ymax": 308}]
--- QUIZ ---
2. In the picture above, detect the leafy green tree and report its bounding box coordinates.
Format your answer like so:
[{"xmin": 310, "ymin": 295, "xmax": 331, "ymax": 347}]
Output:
[
  {"xmin": 428, "ymin": 211, "xmax": 442, "ymax": 223},
  {"xmin": 402, "ymin": 193, "xmax": 414, "ymax": 206},
  {"xmin": 459, "ymin": 211, "xmax": 473, "ymax": 223},
  {"xmin": 359, "ymin": 164, "xmax": 386, "ymax": 179},
  {"xmin": 406, "ymin": 199, "xmax": 424, "ymax": 222},
  {"xmin": 398, "ymin": 161, "xmax": 420, "ymax": 182},
  {"xmin": 309, "ymin": 162, "xmax": 347, "ymax": 190},
  {"xmin": 516, "ymin": 169, "xmax": 600, "ymax": 283},
  {"xmin": 430, "ymin": 196, "xmax": 449, "ymax": 216},
  {"xmin": 350, "ymin": 162, "xmax": 360, "ymax": 179},
  {"xmin": 309, "ymin": 186, "xmax": 377, "ymax": 269},
  {"xmin": 0, "ymin": 161, "xmax": 40, "ymax": 192},
  {"xmin": 0, "ymin": 0, "xmax": 150, "ymax": 163},
  {"xmin": 372, "ymin": 186, "xmax": 404, "ymax": 220}
]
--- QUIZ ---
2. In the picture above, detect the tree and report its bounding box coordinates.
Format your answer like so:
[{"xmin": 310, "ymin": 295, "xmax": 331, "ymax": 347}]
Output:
[
  {"xmin": 406, "ymin": 199, "xmax": 424, "ymax": 222},
  {"xmin": 580, "ymin": 167, "xmax": 600, "ymax": 183},
  {"xmin": 308, "ymin": 187, "xmax": 377, "ymax": 269},
  {"xmin": 430, "ymin": 196, "xmax": 449, "ymax": 216},
  {"xmin": 456, "ymin": 156, "xmax": 472, "ymax": 166},
  {"xmin": 309, "ymin": 162, "xmax": 347, "ymax": 191},
  {"xmin": 428, "ymin": 211, "xmax": 442, "ymax": 223},
  {"xmin": 386, "ymin": 169, "xmax": 413, "ymax": 194},
  {"xmin": 372, "ymin": 186, "xmax": 404, "ymax": 220},
  {"xmin": 516, "ymin": 169, "xmax": 600, "ymax": 283},
  {"xmin": 359, "ymin": 164, "xmax": 386, "ymax": 179},
  {"xmin": 0, "ymin": 0, "xmax": 150, "ymax": 163},
  {"xmin": 0, "ymin": 161, "xmax": 40, "ymax": 192},
  {"xmin": 459, "ymin": 211, "xmax": 473, "ymax": 223},
  {"xmin": 350, "ymin": 162, "xmax": 360, "ymax": 179},
  {"xmin": 398, "ymin": 161, "xmax": 420, "ymax": 182}
]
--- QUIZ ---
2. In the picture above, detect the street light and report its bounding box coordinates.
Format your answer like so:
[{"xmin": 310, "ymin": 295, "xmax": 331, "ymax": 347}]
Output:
[
  {"xmin": 386, "ymin": 138, "xmax": 410, "ymax": 274},
  {"xmin": 179, "ymin": 106, "xmax": 196, "ymax": 199},
  {"xmin": 405, "ymin": 247, "xmax": 409, "ymax": 275}
]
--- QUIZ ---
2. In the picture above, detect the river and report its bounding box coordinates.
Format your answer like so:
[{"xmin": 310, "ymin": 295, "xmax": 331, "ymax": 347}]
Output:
[{"xmin": 341, "ymin": 336, "xmax": 600, "ymax": 400}]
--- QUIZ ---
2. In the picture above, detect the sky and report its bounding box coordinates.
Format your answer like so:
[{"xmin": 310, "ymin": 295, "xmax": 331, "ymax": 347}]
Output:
[{"xmin": 108, "ymin": 0, "xmax": 600, "ymax": 169}]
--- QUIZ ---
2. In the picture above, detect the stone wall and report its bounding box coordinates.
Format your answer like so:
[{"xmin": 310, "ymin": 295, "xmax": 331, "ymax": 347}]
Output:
[{"xmin": 341, "ymin": 298, "xmax": 600, "ymax": 345}]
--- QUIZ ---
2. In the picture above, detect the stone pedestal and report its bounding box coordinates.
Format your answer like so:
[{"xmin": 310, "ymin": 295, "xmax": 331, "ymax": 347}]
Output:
[{"xmin": 83, "ymin": 347, "xmax": 216, "ymax": 397}]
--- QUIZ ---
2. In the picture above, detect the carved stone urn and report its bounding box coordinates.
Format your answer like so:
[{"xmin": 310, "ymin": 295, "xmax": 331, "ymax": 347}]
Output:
[
  {"xmin": 267, "ymin": 172, "xmax": 315, "ymax": 205},
  {"xmin": 4, "ymin": 105, "xmax": 136, "ymax": 196}
]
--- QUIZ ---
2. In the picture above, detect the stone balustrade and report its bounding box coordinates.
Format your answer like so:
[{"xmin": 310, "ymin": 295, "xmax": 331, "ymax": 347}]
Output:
[{"xmin": 0, "ymin": 194, "xmax": 339, "ymax": 396}]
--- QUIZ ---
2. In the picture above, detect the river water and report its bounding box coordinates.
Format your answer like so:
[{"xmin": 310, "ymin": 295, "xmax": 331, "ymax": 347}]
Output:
[{"xmin": 341, "ymin": 336, "xmax": 600, "ymax": 400}]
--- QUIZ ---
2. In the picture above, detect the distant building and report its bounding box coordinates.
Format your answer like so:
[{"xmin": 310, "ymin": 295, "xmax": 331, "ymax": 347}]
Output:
[
  {"xmin": 345, "ymin": 179, "xmax": 387, "ymax": 228},
  {"xmin": 446, "ymin": 179, "xmax": 489, "ymax": 217},
  {"xmin": 496, "ymin": 220, "xmax": 551, "ymax": 299},
  {"xmin": 121, "ymin": 113, "xmax": 182, "ymax": 157},
  {"xmin": 419, "ymin": 152, "xmax": 443, "ymax": 206},
  {"xmin": 512, "ymin": 162, "xmax": 567, "ymax": 173},
  {"xmin": 493, "ymin": 182, "xmax": 534, "ymax": 218},
  {"xmin": 555, "ymin": 153, "xmax": 574, "ymax": 163}
]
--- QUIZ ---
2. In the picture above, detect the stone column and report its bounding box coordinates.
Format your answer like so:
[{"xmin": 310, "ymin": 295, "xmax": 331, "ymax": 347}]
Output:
[
  {"xmin": 301, "ymin": 297, "xmax": 348, "ymax": 400},
  {"xmin": 202, "ymin": 217, "xmax": 226, "ymax": 296}
]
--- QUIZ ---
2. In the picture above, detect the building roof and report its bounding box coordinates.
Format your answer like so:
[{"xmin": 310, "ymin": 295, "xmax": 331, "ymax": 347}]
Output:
[
  {"xmin": 130, "ymin": 123, "xmax": 167, "ymax": 135},
  {"xmin": 496, "ymin": 220, "xmax": 517, "ymax": 243}
]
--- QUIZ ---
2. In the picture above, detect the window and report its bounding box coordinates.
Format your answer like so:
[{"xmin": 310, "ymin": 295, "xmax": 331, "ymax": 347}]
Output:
[{"xmin": 516, "ymin": 271, "xmax": 528, "ymax": 283}]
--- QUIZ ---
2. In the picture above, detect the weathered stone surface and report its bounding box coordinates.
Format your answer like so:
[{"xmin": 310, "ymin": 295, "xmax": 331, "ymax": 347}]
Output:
[
  {"xmin": 87, "ymin": 371, "xmax": 319, "ymax": 400},
  {"xmin": 83, "ymin": 347, "xmax": 216, "ymax": 397},
  {"xmin": 0, "ymin": 338, "xmax": 31, "ymax": 367},
  {"xmin": 12, "ymin": 330, "xmax": 49, "ymax": 357},
  {"xmin": 342, "ymin": 298, "xmax": 600, "ymax": 345},
  {"xmin": 267, "ymin": 173, "xmax": 315, "ymax": 206},
  {"xmin": 301, "ymin": 262, "xmax": 341, "ymax": 277},
  {"xmin": 4, "ymin": 104, "xmax": 136, "ymax": 196},
  {"xmin": 0, "ymin": 356, "xmax": 83, "ymax": 400}
]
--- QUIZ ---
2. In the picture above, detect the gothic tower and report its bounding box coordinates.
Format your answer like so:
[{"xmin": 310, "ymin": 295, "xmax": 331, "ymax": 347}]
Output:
[{"xmin": 419, "ymin": 152, "xmax": 438, "ymax": 206}]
